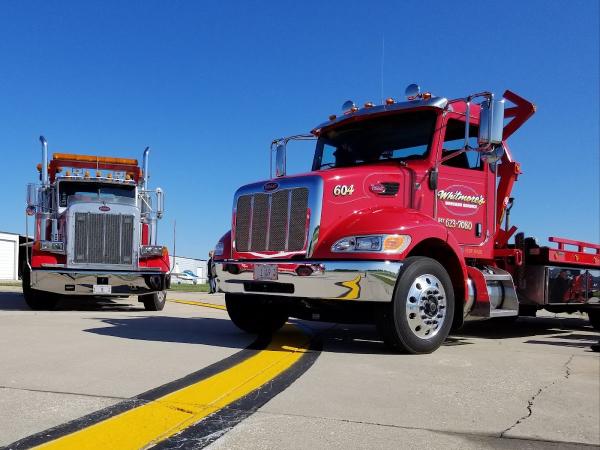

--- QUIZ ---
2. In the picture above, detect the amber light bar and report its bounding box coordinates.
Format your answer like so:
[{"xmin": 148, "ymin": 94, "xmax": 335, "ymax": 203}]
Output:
[{"xmin": 52, "ymin": 153, "xmax": 138, "ymax": 166}]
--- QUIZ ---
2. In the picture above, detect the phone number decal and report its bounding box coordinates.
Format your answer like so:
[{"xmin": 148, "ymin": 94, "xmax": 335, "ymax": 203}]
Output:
[{"xmin": 438, "ymin": 217, "xmax": 473, "ymax": 230}]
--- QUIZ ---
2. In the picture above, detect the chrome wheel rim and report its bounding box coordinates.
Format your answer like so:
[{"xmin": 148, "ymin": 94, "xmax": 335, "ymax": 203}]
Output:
[{"xmin": 405, "ymin": 274, "xmax": 446, "ymax": 340}]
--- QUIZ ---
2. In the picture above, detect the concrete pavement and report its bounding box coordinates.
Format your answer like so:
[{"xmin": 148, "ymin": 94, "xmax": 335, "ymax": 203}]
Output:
[{"xmin": 0, "ymin": 287, "xmax": 598, "ymax": 449}]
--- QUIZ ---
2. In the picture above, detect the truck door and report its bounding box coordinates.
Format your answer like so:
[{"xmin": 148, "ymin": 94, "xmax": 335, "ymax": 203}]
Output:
[{"xmin": 436, "ymin": 117, "xmax": 491, "ymax": 249}]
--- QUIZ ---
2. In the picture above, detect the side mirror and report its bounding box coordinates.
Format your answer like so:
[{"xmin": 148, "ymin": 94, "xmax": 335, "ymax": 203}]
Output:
[
  {"xmin": 275, "ymin": 143, "xmax": 286, "ymax": 178},
  {"xmin": 479, "ymin": 98, "xmax": 505, "ymax": 147},
  {"xmin": 26, "ymin": 183, "xmax": 37, "ymax": 209},
  {"xmin": 156, "ymin": 188, "xmax": 164, "ymax": 219}
]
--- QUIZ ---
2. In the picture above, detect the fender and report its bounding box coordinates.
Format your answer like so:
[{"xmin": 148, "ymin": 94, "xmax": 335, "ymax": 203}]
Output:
[
  {"xmin": 315, "ymin": 207, "xmax": 452, "ymax": 258},
  {"xmin": 214, "ymin": 230, "xmax": 232, "ymax": 261},
  {"xmin": 313, "ymin": 206, "xmax": 468, "ymax": 302}
]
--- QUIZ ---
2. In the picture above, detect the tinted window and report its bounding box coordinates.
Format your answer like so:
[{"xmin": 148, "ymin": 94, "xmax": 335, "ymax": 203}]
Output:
[
  {"xmin": 59, "ymin": 182, "xmax": 135, "ymax": 207},
  {"xmin": 442, "ymin": 119, "xmax": 482, "ymax": 170},
  {"xmin": 313, "ymin": 110, "xmax": 437, "ymax": 170}
]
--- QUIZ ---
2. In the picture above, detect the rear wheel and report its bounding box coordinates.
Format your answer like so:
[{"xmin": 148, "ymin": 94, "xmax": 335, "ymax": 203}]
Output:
[
  {"xmin": 22, "ymin": 268, "xmax": 58, "ymax": 310},
  {"xmin": 140, "ymin": 291, "xmax": 166, "ymax": 311},
  {"xmin": 378, "ymin": 257, "xmax": 454, "ymax": 354},
  {"xmin": 225, "ymin": 293, "xmax": 288, "ymax": 334},
  {"xmin": 588, "ymin": 311, "xmax": 600, "ymax": 330}
]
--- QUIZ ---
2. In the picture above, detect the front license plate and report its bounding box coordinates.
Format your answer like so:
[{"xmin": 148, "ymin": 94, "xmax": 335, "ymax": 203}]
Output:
[
  {"xmin": 93, "ymin": 285, "xmax": 112, "ymax": 294},
  {"xmin": 254, "ymin": 264, "xmax": 278, "ymax": 281}
]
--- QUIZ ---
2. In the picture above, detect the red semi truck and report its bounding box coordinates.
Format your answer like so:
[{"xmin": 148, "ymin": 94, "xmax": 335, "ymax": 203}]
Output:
[
  {"xmin": 23, "ymin": 137, "xmax": 170, "ymax": 311},
  {"xmin": 214, "ymin": 85, "xmax": 600, "ymax": 353}
]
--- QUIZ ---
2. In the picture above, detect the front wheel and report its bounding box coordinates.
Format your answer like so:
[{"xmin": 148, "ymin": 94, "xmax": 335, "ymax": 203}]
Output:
[
  {"xmin": 378, "ymin": 257, "xmax": 454, "ymax": 354},
  {"xmin": 588, "ymin": 311, "xmax": 600, "ymax": 330},
  {"xmin": 22, "ymin": 267, "xmax": 58, "ymax": 310},
  {"xmin": 140, "ymin": 291, "xmax": 166, "ymax": 311},
  {"xmin": 225, "ymin": 293, "xmax": 288, "ymax": 335}
]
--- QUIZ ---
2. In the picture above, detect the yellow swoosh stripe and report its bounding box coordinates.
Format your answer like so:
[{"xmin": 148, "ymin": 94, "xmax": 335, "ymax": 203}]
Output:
[
  {"xmin": 169, "ymin": 299, "xmax": 227, "ymax": 310},
  {"xmin": 336, "ymin": 275, "xmax": 362, "ymax": 300},
  {"xmin": 35, "ymin": 325, "xmax": 309, "ymax": 450}
]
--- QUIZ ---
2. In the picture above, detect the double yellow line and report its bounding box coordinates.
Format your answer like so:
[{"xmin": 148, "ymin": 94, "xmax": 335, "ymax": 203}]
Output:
[{"xmin": 28, "ymin": 301, "xmax": 312, "ymax": 450}]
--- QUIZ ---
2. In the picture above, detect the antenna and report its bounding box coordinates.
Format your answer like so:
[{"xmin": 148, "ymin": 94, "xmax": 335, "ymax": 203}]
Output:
[{"xmin": 380, "ymin": 34, "xmax": 385, "ymax": 104}]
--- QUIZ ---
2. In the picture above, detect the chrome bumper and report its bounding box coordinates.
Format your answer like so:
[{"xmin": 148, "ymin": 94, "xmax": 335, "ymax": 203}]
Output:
[
  {"xmin": 216, "ymin": 260, "xmax": 402, "ymax": 302},
  {"xmin": 30, "ymin": 269, "xmax": 169, "ymax": 295}
]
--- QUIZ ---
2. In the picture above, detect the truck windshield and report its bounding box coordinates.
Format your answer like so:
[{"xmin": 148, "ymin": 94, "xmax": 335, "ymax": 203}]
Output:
[
  {"xmin": 58, "ymin": 181, "xmax": 136, "ymax": 207},
  {"xmin": 312, "ymin": 110, "xmax": 437, "ymax": 170}
]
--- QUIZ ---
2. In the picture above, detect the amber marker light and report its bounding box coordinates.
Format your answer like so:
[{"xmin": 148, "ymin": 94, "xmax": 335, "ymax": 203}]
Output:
[
  {"xmin": 329, "ymin": 114, "xmax": 337, "ymax": 120},
  {"xmin": 53, "ymin": 153, "xmax": 138, "ymax": 166},
  {"xmin": 84, "ymin": 170, "xmax": 90, "ymax": 178},
  {"xmin": 422, "ymin": 92, "xmax": 432, "ymax": 100},
  {"xmin": 385, "ymin": 98, "xmax": 395, "ymax": 105},
  {"xmin": 350, "ymin": 106, "xmax": 359, "ymax": 112},
  {"xmin": 383, "ymin": 234, "xmax": 411, "ymax": 253},
  {"xmin": 96, "ymin": 171, "xmax": 102, "ymax": 177},
  {"xmin": 364, "ymin": 102, "xmax": 374, "ymax": 108}
]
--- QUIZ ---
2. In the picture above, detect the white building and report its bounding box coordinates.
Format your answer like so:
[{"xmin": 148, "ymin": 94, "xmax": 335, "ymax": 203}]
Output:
[
  {"xmin": 169, "ymin": 255, "xmax": 208, "ymax": 284},
  {"xmin": 0, "ymin": 232, "xmax": 20, "ymax": 281}
]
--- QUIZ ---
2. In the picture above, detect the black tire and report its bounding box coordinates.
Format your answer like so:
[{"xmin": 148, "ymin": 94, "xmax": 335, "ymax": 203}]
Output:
[
  {"xmin": 588, "ymin": 311, "xmax": 600, "ymax": 331},
  {"xmin": 140, "ymin": 291, "xmax": 166, "ymax": 311},
  {"xmin": 518, "ymin": 304, "xmax": 538, "ymax": 317},
  {"xmin": 225, "ymin": 293, "xmax": 288, "ymax": 335},
  {"xmin": 378, "ymin": 257, "xmax": 454, "ymax": 354},
  {"xmin": 22, "ymin": 267, "xmax": 58, "ymax": 310}
]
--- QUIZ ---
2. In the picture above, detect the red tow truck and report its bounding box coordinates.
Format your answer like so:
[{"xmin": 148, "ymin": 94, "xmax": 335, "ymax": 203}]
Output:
[
  {"xmin": 23, "ymin": 137, "xmax": 170, "ymax": 310},
  {"xmin": 214, "ymin": 85, "xmax": 600, "ymax": 353}
]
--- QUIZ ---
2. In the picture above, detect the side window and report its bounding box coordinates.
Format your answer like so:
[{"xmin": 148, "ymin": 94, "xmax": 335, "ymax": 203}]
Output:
[{"xmin": 441, "ymin": 119, "xmax": 482, "ymax": 170}]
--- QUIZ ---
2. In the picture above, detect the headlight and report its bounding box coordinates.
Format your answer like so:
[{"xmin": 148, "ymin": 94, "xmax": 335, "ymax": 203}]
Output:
[
  {"xmin": 214, "ymin": 241, "xmax": 224, "ymax": 256},
  {"xmin": 140, "ymin": 245, "xmax": 166, "ymax": 258},
  {"xmin": 40, "ymin": 241, "xmax": 65, "ymax": 253},
  {"xmin": 331, "ymin": 234, "xmax": 411, "ymax": 254}
]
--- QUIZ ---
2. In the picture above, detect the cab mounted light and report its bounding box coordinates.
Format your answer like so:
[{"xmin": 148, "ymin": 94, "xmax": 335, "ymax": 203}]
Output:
[{"xmin": 52, "ymin": 153, "xmax": 139, "ymax": 166}]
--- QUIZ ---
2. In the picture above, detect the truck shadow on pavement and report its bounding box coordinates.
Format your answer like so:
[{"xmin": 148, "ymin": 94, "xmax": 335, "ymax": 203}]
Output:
[
  {"xmin": 0, "ymin": 291, "xmax": 146, "ymax": 312},
  {"xmin": 84, "ymin": 316, "xmax": 255, "ymax": 349},
  {"xmin": 456, "ymin": 315, "xmax": 593, "ymax": 338}
]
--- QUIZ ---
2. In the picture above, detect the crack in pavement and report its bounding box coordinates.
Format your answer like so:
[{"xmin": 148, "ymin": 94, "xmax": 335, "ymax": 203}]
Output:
[
  {"xmin": 500, "ymin": 353, "xmax": 575, "ymax": 438},
  {"xmin": 0, "ymin": 385, "xmax": 128, "ymax": 401},
  {"xmin": 239, "ymin": 407, "xmax": 599, "ymax": 448}
]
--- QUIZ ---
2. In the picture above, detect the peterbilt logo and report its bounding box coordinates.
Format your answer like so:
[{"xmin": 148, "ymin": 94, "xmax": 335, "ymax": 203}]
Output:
[
  {"xmin": 264, "ymin": 182, "xmax": 279, "ymax": 191},
  {"xmin": 99, "ymin": 205, "xmax": 111, "ymax": 212},
  {"xmin": 437, "ymin": 186, "xmax": 485, "ymax": 216}
]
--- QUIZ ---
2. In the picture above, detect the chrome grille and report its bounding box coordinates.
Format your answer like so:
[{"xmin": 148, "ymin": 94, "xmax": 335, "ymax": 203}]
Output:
[
  {"xmin": 235, "ymin": 188, "xmax": 309, "ymax": 252},
  {"xmin": 74, "ymin": 213, "xmax": 134, "ymax": 265}
]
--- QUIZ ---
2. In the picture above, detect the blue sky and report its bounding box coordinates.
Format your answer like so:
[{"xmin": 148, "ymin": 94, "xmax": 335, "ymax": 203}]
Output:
[{"xmin": 1, "ymin": 0, "xmax": 598, "ymax": 258}]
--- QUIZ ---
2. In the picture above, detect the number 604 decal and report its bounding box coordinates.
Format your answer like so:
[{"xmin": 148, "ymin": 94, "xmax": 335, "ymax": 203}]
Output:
[{"xmin": 333, "ymin": 184, "xmax": 355, "ymax": 196}]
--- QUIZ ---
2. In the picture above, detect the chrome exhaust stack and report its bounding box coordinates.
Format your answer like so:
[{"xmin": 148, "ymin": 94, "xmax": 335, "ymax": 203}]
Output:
[
  {"xmin": 40, "ymin": 136, "xmax": 49, "ymax": 186},
  {"xmin": 142, "ymin": 146, "xmax": 150, "ymax": 190}
]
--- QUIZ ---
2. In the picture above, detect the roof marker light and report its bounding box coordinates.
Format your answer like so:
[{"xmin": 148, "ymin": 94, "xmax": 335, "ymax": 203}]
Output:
[
  {"xmin": 341, "ymin": 100, "xmax": 355, "ymax": 114},
  {"xmin": 385, "ymin": 98, "xmax": 395, "ymax": 105}
]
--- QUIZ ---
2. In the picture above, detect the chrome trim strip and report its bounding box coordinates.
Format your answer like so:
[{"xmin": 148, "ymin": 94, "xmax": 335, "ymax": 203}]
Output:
[
  {"xmin": 30, "ymin": 269, "xmax": 168, "ymax": 295},
  {"xmin": 216, "ymin": 260, "xmax": 402, "ymax": 302}
]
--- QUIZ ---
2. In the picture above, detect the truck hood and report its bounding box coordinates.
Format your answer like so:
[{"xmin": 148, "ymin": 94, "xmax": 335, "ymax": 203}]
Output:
[{"xmin": 231, "ymin": 163, "xmax": 412, "ymax": 260}]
